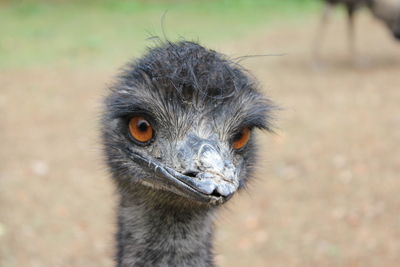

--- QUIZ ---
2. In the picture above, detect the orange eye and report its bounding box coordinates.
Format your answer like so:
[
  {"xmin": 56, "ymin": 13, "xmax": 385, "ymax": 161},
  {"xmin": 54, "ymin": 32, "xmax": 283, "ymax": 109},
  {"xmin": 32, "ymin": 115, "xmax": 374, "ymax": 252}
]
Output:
[
  {"xmin": 129, "ymin": 116, "xmax": 153, "ymax": 143},
  {"xmin": 232, "ymin": 127, "xmax": 251, "ymax": 150}
]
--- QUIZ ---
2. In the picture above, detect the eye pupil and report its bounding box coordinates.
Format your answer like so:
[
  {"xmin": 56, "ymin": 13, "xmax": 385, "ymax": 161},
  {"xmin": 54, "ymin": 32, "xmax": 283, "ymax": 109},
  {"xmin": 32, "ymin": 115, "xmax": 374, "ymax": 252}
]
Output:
[
  {"xmin": 137, "ymin": 121, "xmax": 149, "ymax": 132},
  {"xmin": 233, "ymin": 132, "xmax": 243, "ymax": 141}
]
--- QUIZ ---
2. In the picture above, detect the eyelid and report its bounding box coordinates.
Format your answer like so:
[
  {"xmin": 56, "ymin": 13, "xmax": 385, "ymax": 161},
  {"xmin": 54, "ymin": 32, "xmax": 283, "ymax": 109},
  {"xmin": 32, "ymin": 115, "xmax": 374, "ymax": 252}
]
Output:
[
  {"xmin": 121, "ymin": 111, "xmax": 156, "ymax": 126},
  {"xmin": 230, "ymin": 123, "xmax": 254, "ymax": 137},
  {"xmin": 112, "ymin": 105, "xmax": 154, "ymax": 120}
]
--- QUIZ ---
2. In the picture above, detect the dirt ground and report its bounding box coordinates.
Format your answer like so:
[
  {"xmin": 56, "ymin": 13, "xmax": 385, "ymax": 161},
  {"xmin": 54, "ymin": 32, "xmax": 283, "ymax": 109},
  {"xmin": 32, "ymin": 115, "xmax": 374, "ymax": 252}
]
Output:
[{"xmin": 1, "ymin": 14, "xmax": 399, "ymax": 267}]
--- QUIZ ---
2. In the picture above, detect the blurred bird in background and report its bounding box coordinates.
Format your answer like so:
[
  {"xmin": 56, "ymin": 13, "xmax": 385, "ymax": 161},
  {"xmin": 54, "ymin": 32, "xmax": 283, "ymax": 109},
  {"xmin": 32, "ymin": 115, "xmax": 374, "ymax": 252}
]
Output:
[{"xmin": 314, "ymin": 0, "xmax": 400, "ymax": 60}]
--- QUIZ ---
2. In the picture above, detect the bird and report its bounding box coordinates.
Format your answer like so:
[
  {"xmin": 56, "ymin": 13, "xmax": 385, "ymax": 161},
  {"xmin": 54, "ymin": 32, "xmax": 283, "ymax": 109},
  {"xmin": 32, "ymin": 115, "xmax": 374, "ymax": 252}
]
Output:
[
  {"xmin": 101, "ymin": 41, "xmax": 274, "ymax": 267},
  {"xmin": 313, "ymin": 0, "xmax": 400, "ymax": 60},
  {"xmin": 369, "ymin": 0, "xmax": 400, "ymax": 40}
]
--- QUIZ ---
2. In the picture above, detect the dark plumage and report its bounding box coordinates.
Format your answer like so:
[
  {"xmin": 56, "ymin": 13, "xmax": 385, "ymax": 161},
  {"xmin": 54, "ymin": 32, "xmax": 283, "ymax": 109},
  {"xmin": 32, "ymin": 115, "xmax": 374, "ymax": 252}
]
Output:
[
  {"xmin": 369, "ymin": 0, "xmax": 400, "ymax": 39},
  {"xmin": 314, "ymin": 0, "xmax": 400, "ymax": 59},
  {"xmin": 102, "ymin": 41, "xmax": 274, "ymax": 267}
]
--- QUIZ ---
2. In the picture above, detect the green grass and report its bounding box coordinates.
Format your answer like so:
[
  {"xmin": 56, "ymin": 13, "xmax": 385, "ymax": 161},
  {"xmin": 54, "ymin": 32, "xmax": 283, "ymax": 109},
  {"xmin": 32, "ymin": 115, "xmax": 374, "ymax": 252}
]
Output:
[{"xmin": 0, "ymin": 0, "xmax": 318, "ymax": 69}]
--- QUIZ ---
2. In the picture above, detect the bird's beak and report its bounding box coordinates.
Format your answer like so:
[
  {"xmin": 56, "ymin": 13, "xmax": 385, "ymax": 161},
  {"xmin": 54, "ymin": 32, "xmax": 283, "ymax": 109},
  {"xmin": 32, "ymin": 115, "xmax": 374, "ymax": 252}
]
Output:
[
  {"xmin": 173, "ymin": 136, "xmax": 240, "ymax": 201},
  {"xmin": 186, "ymin": 142, "xmax": 239, "ymax": 197},
  {"xmin": 127, "ymin": 138, "xmax": 239, "ymax": 204}
]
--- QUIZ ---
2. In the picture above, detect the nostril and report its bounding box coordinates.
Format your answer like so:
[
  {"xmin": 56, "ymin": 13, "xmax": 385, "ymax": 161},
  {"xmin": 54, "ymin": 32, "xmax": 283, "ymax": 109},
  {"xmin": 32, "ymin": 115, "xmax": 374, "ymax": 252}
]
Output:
[
  {"xmin": 183, "ymin": 171, "xmax": 198, "ymax": 178},
  {"xmin": 211, "ymin": 189, "xmax": 223, "ymax": 198}
]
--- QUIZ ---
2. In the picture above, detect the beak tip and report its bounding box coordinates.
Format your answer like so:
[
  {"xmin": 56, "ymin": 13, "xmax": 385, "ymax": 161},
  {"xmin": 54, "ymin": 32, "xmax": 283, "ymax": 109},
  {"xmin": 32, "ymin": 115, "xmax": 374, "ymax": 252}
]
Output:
[{"xmin": 216, "ymin": 183, "xmax": 237, "ymax": 198}]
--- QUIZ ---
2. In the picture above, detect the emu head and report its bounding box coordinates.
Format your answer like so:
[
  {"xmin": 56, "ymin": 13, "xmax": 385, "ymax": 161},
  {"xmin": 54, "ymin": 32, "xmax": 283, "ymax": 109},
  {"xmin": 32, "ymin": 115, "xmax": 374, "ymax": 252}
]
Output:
[
  {"xmin": 102, "ymin": 41, "xmax": 273, "ymax": 206},
  {"xmin": 370, "ymin": 0, "xmax": 400, "ymax": 40}
]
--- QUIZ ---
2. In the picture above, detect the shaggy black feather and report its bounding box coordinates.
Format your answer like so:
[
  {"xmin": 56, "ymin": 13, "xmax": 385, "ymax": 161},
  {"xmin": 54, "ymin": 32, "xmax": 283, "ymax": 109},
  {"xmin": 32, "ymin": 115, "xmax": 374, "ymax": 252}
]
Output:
[{"xmin": 121, "ymin": 41, "xmax": 251, "ymax": 99}]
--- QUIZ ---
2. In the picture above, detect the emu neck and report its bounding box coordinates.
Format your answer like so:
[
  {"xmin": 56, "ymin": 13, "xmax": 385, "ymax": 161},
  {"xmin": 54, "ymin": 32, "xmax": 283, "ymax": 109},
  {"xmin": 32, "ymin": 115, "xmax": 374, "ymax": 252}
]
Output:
[{"xmin": 116, "ymin": 190, "xmax": 216, "ymax": 267}]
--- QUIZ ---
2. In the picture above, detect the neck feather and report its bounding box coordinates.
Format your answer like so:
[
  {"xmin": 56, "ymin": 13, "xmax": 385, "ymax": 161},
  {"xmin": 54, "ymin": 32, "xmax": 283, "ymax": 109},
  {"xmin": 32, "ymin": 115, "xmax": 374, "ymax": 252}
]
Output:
[{"xmin": 116, "ymin": 187, "xmax": 217, "ymax": 267}]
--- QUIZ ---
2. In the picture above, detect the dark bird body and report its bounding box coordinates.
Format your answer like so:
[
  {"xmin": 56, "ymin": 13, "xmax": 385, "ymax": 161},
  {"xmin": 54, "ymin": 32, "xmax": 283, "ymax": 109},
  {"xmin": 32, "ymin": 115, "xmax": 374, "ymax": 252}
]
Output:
[
  {"xmin": 324, "ymin": 0, "xmax": 367, "ymax": 12},
  {"xmin": 314, "ymin": 0, "xmax": 400, "ymax": 59},
  {"xmin": 102, "ymin": 41, "xmax": 274, "ymax": 266}
]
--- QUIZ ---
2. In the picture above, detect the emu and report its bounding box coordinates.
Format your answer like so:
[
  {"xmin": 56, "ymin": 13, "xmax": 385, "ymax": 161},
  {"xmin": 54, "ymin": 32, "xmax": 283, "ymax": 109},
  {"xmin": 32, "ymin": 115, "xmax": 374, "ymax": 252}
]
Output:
[
  {"xmin": 314, "ymin": 0, "xmax": 400, "ymax": 59},
  {"xmin": 101, "ymin": 41, "xmax": 274, "ymax": 267}
]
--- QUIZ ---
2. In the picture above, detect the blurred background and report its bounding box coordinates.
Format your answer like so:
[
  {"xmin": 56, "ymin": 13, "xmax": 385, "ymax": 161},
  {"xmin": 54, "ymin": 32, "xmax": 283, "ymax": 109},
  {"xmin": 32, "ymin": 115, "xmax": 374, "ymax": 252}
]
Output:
[{"xmin": 1, "ymin": 0, "xmax": 399, "ymax": 266}]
